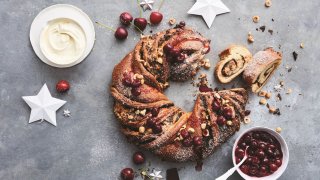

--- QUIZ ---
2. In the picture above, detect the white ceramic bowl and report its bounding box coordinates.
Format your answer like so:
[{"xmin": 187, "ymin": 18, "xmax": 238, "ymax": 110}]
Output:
[{"xmin": 232, "ymin": 127, "xmax": 289, "ymax": 180}]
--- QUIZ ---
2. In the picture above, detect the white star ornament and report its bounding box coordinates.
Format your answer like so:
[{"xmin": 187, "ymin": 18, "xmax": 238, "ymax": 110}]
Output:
[
  {"xmin": 22, "ymin": 84, "xmax": 66, "ymax": 126},
  {"xmin": 188, "ymin": 0, "xmax": 230, "ymax": 28},
  {"xmin": 140, "ymin": 0, "xmax": 154, "ymax": 11}
]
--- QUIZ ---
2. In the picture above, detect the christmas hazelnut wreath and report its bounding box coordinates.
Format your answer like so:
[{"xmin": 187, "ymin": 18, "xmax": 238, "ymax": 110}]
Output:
[{"xmin": 110, "ymin": 26, "xmax": 248, "ymax": 162}]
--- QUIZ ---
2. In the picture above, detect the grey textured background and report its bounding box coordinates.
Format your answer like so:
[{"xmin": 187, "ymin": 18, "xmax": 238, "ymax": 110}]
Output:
[{"xmin": 0, "ymin": 0, "xmax": 319, "ymax": 179}]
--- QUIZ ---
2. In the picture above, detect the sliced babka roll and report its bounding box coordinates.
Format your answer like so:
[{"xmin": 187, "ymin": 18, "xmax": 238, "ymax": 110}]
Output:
[
  {"xmin": 215, "ymin": 45, "xmax": 252, "ymax": 83},
  {"xmin": 243, "ymin": 47, "xmax": 282, "ymax": 93}
]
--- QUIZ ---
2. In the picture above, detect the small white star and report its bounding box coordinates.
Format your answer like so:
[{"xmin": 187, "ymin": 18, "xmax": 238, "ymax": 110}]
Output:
[
  {"xmin": 140, "ymin": 0, "xmax": 154, "ymax": 11},
  {"xmin": 22, "ymin": 84, "xmax": 66, "ymax": 126},
  {"xmin": 188, "ymin": 0, "xmax": 230, "ymax": 28},
  {"xmin": 149, "ymin": 170, "xmax": 163, "ymax": 180},
  {"xmin": 63, "ymin": 109, "xmax": 71, "ymax": 117}
]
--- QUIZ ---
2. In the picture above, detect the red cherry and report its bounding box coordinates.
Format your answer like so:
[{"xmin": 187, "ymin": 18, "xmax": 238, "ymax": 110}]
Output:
[
  {"xmin": 150, "ymin": 12, "xmax": 163, "ymax": 24},
  {"xmin": 131, "ymin": 88, "xmax": 141, "ymax": 96},
  {"xmin": 250, "ymin": 140, "xmax": 258, "ymax": 149},
  {"xmin": 222, "ymin": 107, "xmax": 234, "ymax": 119},
  {"xmin": 249, "ymin": 166, "xmax": 258, "ymax": 176},
  {"xmin": 193, "ymin": 136, "xmax": 202, "ymax": 146},
  {"xmin": 275, "ymin": 159, "xmax": 282, "ymax": 167},
  {"xmin": 251, "ymin": 156, "xmax": 260, "ymax": 165},
  {"xmin": 182, "ymin": 137, "xmax": 193, "ymax": 147},
  {"xmin": 240, "ymin": 165, "xmax": 250, "ymax": 174},
  {"xmin": 259, "ymin": 166, "xmax": 268, "ymax": 176},
  {"xmin": 56, "ymin": 80, "xmax": 70, "ymax": 93},
  {"xmin": 235, "ymin": 148, "xmax": 245, "ymax": 159},
  {"xmin": 180, "ymin": 129, "xmax": 189, "ymax": 139},
  {"xmin": 120, "ymin": 12, "xmax": 133, "ymax": 26},
  {"xmin": 115, "ymin": 27, "xmax": 128, "ymax": 40},
  {"xmin": 153, "ymin": 124, "xmax": 162, "ymax": 134},
  {"xmin": 256, "ymin": 149, "xmax": 265, "ymax": 159},
  {"xmin": 199, "ymin": 85, "xmax": 213, "ymax": 92},
  {"xmin": 269, "ymin": 163, "xmax": 278, "ymax": 172},
  {"xmin": 216, "ymin": 116, "xmax": 226, "ymax": 126},
  {"xmin": 146, "ymin": 118, "xmax": 156, "ymax": 128},
  {"xmin": 120, "ymin": 168, "xmax": 134, "ymax": 180},
  {"xmin": 170, "ymin": 48, "xmax": 181, "ymax": 58},
  {"xmin": 151, "ymin": 108, "xmax": 160, "ymax": 117},
  {"xmin": 177, "ymin": 21, "xmax": 186, "ymax": 28},
  {"xmin": 134, "ymin": 18, "xmax": 147, "ymax": 31},
  {"xmin": 132, "ymin": 151, "xmax": 145, "ymax": 164},
  {"xmin": 176, "ymin": 53, "xmax": 186, "ymax": 62},
  {"xmin": 163, "ymin": 44, "xmax": 173, "ymax": 54},
  {"xmin": 212, "ymin": 100, "xmax": 221, "ymax": 111}
]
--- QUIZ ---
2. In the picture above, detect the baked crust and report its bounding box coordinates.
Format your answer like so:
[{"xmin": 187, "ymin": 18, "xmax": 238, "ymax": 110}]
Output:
[
  {"xmin": 111, "ymin": 27, "xmax": 248, "ymax": 162},
  {"xmin": 214, "ymin": 45, "xmax": 252, "ymax": 83},
  {"xmin": 243, "ymin": 47, "xmax": 282, "ymax": 93}
]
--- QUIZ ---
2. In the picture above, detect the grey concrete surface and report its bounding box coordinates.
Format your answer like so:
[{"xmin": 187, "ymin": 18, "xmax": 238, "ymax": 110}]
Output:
[{"xmin": 0, "ymin": 0, "xmax": 319, "ymax": 179}]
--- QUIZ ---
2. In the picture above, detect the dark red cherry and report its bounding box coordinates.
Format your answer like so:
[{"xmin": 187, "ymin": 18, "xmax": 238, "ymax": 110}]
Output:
[
  {"xmin": 180, "ymin": 129, "xmax": 189, "ymax": 139},
  {"xmin": 115, "ymin": 27, "xmax": 128, "ymax": 40},
  {"xmin": 268, "ymin": 144, "xmax": 276, "ymax": 150},
  {"xmin": 236, "ymin": 157, "xmax": 241, "ymax": 164},
  {"xmin": 132, "ymin": 151, "xmax": 145, "ymax": 164},
  {"xmin": 266, "ymin": 148, "xmax": 274, "ymax": 157},
  {"xmin": 240, "ymin": 165, "xmax": 250, "ymax": 174},
  {"xmin": 253, "ymin": 132, "xmax": 261, "ymax": 139},
  {"xmin": 199, "ymin": 85, "xmax": 213, "ymax": 92},
  {"xmin": 249, "ymin": 166, "xmax": 258, "ymax": 176},
  {"xmin": 146, "ymin": 118, "xmax": 156, "ymax": 128},
  {"xmin": 131, "ymin": 88, "xmax": 141, "ymax": 96},
  {"xmin": 177, "ymin": 21, "xmax": 186, "ymax": 28},
  {"xmin": 163, "ymin": 44, "xmax": 173, "ymax": 54},
  {"xmin": 150, "ymin": 12, "xmax": 163, "ymax": 24},
  {"xmin": 256, "ymin": 149, "xmax": 265, "ymax": 159},
  {"xmin": 269, "ymin": 163, "xmax": 278, "ymax": 172},
  {"xmin": 251, "ymin": 156, "xmax": 260, "ymax": 165},
  {"xmin": 153, "ymin": 124, "xmax": 162, "ymax": 134},
  {"xmin": 222, "ymin": 107, "xmax": 234, "ymax": 119},
  {"xmin": 275, "ymin": 159, "xmax": 282, "ymax": 167},
  {"xmin": 151, "ymin": 108, "xmax": 160, "ymax": 117},
  {"xmin": 216, "ymin": 116, "xmax": 226, "ymax": 126},
  {"xmin": 170, "ymin": 48, "xmax": 181, "ymax": 58},
  {"xmin": 244, "ymin": 134, "xmax": 252, "ymax": 143},
  {"xmin": 182, "ymin": 137, "xmax": 193, "ymax": 147},
  {"xmin": 212, "ymin": 100, "xmax": 221, "ymax": 111},
  {"xmin": 239, "ymin": 142, "xmax": 247, "ymax": 149},
  {"xmin": 246, "ymin": 157, "xmax": 253, "ymax": 164},
  {"xmin": 120, "ymin": 12, "xmax": 133, "ymax": 26},
  {"xmin": 259, "ymin": 166, "xmax": 268, "ymax": 176},
  {"xmin": 250, "ymin": 140, "xmax": 258, "ymax": 149},
  {"xmin": 120, "ymin": 168, "xmax": 134, "ymax": 180},
  {"xmin": 193, "ymin": 136, "xmax": 202, "ymax": 146},
  {"xmin": 176, "ymin": 53, "xmax": 186, "ymax": 62},
  {"xmin": 258, "ymin": 142, "xmax": 267, "ymax": 150},
  {"xmin": 262, "ymin": 158, "xmax": 270, "ymax": 165},
  {"xmin": 134, "ymin": 18, "xmax": 147, "ymax": 31},
  {"xmin": 235, "ymin": 148, "xmax": 245, "ymax": 159}
]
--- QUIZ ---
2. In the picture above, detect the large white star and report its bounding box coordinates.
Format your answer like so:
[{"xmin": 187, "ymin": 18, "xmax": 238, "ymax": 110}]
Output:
[
  {"xmin": 188, "ymin": 0, "xmax": 230, "ymax": 28},
  {"xmin": 139, "ymin": 0, "xmax": 154, "ymax": 11},
  {"xmin": 22, "ymin": 84, "xmax": 66, "ymax": 126}
]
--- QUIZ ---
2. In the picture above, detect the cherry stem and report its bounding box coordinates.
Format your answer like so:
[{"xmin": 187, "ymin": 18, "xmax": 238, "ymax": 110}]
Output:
[
  {"xmin": 95, "ymin": 21, "xmax": 115, "ymax": 32},
  {"xmin": 130, "ymin": 22, "xmax": 144, "ymax": 35},
  {"xmin": 158, "ymin": 0, "xmax": 165, "ymax": 12},
  {"xmin": 137, "ymin": 0, "xmax": 142, "ymax": 18}
]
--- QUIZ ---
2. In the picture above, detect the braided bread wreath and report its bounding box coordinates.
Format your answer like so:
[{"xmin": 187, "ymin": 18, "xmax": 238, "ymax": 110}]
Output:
[{"xmin": 110, "ymin": 26, "xmax": 248, "ymax": 162}]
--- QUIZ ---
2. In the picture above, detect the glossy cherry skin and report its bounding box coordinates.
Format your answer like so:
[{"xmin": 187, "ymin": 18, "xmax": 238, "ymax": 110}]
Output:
[
  {"xmin": 134, "ymin": 18, "xmax": 147, "ymax": 31},
  {"xmin": 163, "ymin": 44, "xmax": 173, "ymax": 54},
  {"xmin": 212, "ymin": 100, "xmax": 221, "ymax": 111},
  {"xmin": 120, "ymin": 12, "xmax": 133, "ymax": 26},
  {"xmin": 193, "ymin": 136, "xmax": 202, "ymax": 146},
  {"xmin": 182, "ymin": 137, "xmax": 193, "ymax": 147},
  {"xmin": 150, "ymin": 12, "xmax": 163, "ymax": 24},
  {"xmin": 269, "ymin": 163, "xmax": 278, "ymax": 172},
  {"xmin": 132, "ymin": 151, "xmax": 145, "ymax": 164},
  {"xmin": 115, "ymin": 27, "xmax": 128, "ymax": 40},
  {"xmin": 120, "ymin": 168, "xmax": 134, "ymax": 180},
  {"xmin": 56, "ymin": 80, "xmax": 70, "ymax": 93},
  {"xmin": 153, "ymin": 124, "xmax": 162, "ymax": 134},
  {"xmin": 131, "ymin": 88, "xmax": 141, "ymax": 96},
  {"xmin": 180, "ymin": 129, "xmax": 189, "ymax": 139},
  {"xmin": 216, "ymin": 116, "xmax": 226, "ymax": 126},
  {"xmin": 222, "ymin": 107, "xmax": 234, "ymax": 119},
  {"xmin": 199, "ymin": 85, "xmax": 213, "ymax": 92},
  {"xmin": 151, "ymin": 108, "xmax": 160, "ymax": 117}
]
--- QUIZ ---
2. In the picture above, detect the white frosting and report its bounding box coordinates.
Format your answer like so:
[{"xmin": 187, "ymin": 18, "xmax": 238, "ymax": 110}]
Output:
[{"xmin": 40, "ymin": 18, "xmax": 86, "ymax": 65}]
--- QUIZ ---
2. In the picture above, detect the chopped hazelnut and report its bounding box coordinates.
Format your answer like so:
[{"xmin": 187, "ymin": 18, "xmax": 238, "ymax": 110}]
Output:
[
  {"xmin": 157, "ymin": 58, "xmax": 163, "ymax": 64},
  {"xmin": 252, "ymin": 16, "xmax": 260, "ymax": 23},
  {"xmin": 259, "ymin": 90, "xmax": 267, "ymax": 97},
  {"xmin": 128, "ymin": 115, "xmax": 134, "ymax": 120},
  {"xmin": 265, "ymin": 0, "xmax": 272, "ymax": 7},
  {"xmin": 140, "ymin": 79, "xmax": 145, "ymax": 84},
  {"xmin": 280, "ymin": 81, "xmax": 285, "ymax": 86},
  {"xmin": 265, "ymin": 92, "xmax": 272, "ymax": 99},
  {"xmin": 244, "ymin": 117, "xmax": 251, "ymax": 124},
  {"xmin": 188, "ymin": 128, "xmax": 195, "ymax": 133},
  {"xmin": 214, "ymin": 92, "xmax": 221, "ymax": 99},
  {"xmin": 275, "ymin": 127, "xmax": 282, "ymax": 133},
  {"xmin": 140, "ymin": 109, "xmax": 146, "ymax": 116},
  {"xmin": 286, "ymin": 88, "xmax": 292, "ymax": 94},
  {"xmin": 269, "ymin": 106, "xmax": 276, "ymax": 113},
  {"xmin": 135, "ymin": 110, "xmax": 140, "ymax": 114},
  {"xmin": 259, "ymin": 98, "xmax": 267, "ymax": 105},
  {"xmin": 139, "ymin": 126, "xmax": 145, "ymax": 133},
  {"xmin": 204, "ymin": 62, "xmax": 211, "ymax": 69},
  {"xmin": 248, "ymin": 32, "xmax": 254, "ymax": 43},
  {"xmin": 147, "ymin": 128, "xmax": 153, "ymax": 134},
  {"xmin": 201, "ymin": 123, "xmax": 207, "ymax": 129},
  {"xmin": 300, "ymin": 43, "xmax": 304, "ymax": 49},
  {"xmin": 169, "ymin": 18, "xmax": 176, "ymax": 25},
  {"xmin": 227, "ymin": 121, "xmax": 233, "ymax": 126}
]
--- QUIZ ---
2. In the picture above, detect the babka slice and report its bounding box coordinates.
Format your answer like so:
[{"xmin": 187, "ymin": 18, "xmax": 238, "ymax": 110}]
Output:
[
  {"xmin": 215, "ymin": 45, "xmax": 252, "ymax": 83},
  {"xmin": 243, "ymin": 48, "xmax": 282, "ymax": 93}
]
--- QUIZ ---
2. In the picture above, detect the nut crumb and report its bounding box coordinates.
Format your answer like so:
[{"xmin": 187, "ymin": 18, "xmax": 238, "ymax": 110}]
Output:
[
  {"xmin": 244, "ymin": 117, "xmax": 251, "ymax": 124},
  {"xmin": 259, "ymin": 98, "xmax": 267, "ymax": 105},
  {"xmin": 204, "ymin": 62, "xmax": 211, "ymax": 69},
  {"xmin": 139, "ymin": 126, "xmax": 145, "ymax": 133},
  {"xmin": 275, "ymin": 127, "xmax": 282, "ymax": 133},
  {"xmin": 269, "ymin": 106, "xmax": 276, "ymax": 113},
  {"xmin": 169, "ymin": 18, "xmax": 176, "ymax": 25},
  {"xmin": 252, "ymin": 16, "xmax": 260, "ymax": 23},
  {"xmin": 227, "ymin": 121, "xmax": 233, "ymax": 126},
  {"xmin": 258, "ymin": 90, "xmax": 267, "ymax": 97},
  {"xmin": 265, "ymin": 92, "xmax": 272, "ymax": 99},
  {"xmin": 286, "ymin": 88, "xmax": 292, "ymax": 94},
  {"xmin": 188, "ymin": 128, "xmax": 195, "ymax": 133},
  {"xmin": 300, "ymin": 43, "xmax": 304, "ymax": 49},
  {"xmin": 128, "ymin": 115, "xmax": 134, "ymax": 120},
  {"xmin": 201, "ymin": 123, "xmax": 207, "ymax": 130},
  {"xmin": 265, "ymin": 0, "xmax": 272, "ymax": 7},
  {"xmin": 247, "ymin": 32, "xmax": 254, "ymax": 43}
]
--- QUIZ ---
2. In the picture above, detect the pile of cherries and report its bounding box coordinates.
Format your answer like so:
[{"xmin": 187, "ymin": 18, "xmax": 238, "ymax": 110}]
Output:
[
  {"xmin": 146, "ymin": 107, "xmax": 162, "ymax": 134},
  {"xmin": 122, "ymin": 71, "xmax": 142, "ymax": 96},
  {"xmin": 235, "ymin": 131, "xmax": 283, "ymax": 177},
  {"xmin": 180, "ymin": 128, "xmax": 203, "ymax": 147},
  {"xmin": 114, "ymin": 10, "xmax": 164, "ymax": 40},
  {"xmin": 211, "ymin": 98, "xmax": 234, "ymax": 126},
  {"xmin": 120, "ymin": 151, "xmax": 146, "ymax": 180}
]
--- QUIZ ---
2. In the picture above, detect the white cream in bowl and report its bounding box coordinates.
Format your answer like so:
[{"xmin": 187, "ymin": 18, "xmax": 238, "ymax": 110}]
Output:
[{"xmin": 40, "ymin": 18, "xmax": 86, "ymax": 65}]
